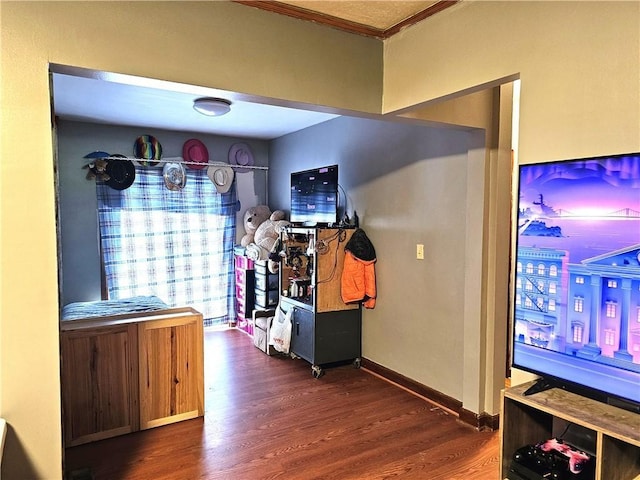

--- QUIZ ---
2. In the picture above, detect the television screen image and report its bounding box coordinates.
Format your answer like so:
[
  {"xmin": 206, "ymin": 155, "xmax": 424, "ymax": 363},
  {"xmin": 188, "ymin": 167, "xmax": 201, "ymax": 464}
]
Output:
[
  {"xmin": 290, "ymin": 165, "xmax": 338, "ymax": 225},
  {"xmin": 512, "ymin": 153, "xmax": 640, "ymax": 409}
]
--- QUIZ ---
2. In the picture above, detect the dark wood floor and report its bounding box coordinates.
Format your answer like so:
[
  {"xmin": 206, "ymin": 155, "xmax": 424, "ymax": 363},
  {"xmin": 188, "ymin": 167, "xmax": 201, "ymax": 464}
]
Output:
[{"xmin": 65, "ymin": 328, "xmax": 499, "ymax": 479}]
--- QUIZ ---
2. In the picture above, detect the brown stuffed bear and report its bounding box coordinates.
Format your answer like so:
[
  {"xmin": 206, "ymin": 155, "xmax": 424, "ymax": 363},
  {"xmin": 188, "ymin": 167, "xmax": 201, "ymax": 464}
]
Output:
[{"xmin": 84, "ymin": 159, "xmax": 111, "ymax": 182}]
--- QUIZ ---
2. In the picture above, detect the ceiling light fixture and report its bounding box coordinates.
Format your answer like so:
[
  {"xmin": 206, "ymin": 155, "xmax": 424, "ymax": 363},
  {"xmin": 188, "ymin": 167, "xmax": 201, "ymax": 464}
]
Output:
[{"xmin": 193, "ymin": 97, "xmax": 232, "ymax": 117}]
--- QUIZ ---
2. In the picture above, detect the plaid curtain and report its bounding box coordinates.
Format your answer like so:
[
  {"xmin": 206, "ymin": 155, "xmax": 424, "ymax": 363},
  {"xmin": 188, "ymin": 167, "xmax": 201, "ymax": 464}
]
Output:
[{"xmin": 97, "ymin": 167, "xmax": 237, "ymax": 327}]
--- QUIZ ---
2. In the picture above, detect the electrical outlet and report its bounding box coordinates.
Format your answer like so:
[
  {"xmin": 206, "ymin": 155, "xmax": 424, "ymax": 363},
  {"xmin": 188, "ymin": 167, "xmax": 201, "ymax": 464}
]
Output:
[{"xmin": 416, "ymin": 244, "xmax": 424, "ymax": 260}]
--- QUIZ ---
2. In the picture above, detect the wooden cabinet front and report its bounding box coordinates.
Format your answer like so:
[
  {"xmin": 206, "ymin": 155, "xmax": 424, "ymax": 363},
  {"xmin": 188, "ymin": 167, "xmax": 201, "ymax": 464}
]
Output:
[
  {"xmin": 138, "ymin": 315, "xmax": 204, "ymax": 429},
  {"xmin": 315, "ymin": 228, "xmax": 358, "ymax": 313},
  {"xmin": 61, "ymin": 323, "xmax": 139, "ymax": 447},
  {"xmin": 60, "ymin": 308, "xmax": 204, "ymax": 447},
  {"xmin": 280, "ymin": 227, "xmax": 359, "ymax": 313}
]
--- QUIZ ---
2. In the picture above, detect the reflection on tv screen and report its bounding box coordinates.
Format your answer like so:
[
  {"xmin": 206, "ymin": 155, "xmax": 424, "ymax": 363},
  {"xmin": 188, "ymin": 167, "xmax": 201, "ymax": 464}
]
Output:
[
  {"xmin": 512, "ymin": 153, "xmax": 640, "ymax": 405},
  {"xmin": 290, "ymin": 165, "xmax": 338, "ymax": 225}
]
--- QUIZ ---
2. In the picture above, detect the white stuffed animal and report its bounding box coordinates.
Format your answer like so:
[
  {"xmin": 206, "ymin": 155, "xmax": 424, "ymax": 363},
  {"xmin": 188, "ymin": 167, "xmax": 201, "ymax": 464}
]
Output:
[
  {"xmin": 240, "ymin": 205, "xmax": 272, "ymax": 247},
  {"xmin": 251, "ymin": 210, "xmax": 289, "ymax": 273}
]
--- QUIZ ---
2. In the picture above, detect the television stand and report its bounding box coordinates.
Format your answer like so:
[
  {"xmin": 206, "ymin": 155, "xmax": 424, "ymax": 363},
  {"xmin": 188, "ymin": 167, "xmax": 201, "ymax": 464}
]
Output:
[{"xmin": 501, "ymin": 381, "xmax": 640, "ymax": 480}]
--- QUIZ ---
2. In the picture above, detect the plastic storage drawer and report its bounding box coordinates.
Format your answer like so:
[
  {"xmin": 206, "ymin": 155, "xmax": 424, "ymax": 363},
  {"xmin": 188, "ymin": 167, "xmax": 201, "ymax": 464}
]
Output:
[{"xmin": 255, "ymin": 287, "xmax": 278, "ymax": 308}]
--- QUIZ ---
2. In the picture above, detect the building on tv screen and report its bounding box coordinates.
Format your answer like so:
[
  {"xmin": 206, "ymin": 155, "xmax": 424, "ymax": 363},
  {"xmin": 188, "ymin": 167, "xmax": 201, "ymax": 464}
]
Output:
[{"xmin": 512, "ymin": 154, "xmax": 640, "ymax": 403}]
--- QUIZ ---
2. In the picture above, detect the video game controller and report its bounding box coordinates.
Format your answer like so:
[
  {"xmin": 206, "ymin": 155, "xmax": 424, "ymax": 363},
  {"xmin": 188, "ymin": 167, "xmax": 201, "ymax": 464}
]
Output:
[
  {"xmin": 511, "ymin": 444, "xmax": 567, "ymax": 479},
  {"xmin": 538, "ymin": 438, "xmax": 591, "ymax": 474}
]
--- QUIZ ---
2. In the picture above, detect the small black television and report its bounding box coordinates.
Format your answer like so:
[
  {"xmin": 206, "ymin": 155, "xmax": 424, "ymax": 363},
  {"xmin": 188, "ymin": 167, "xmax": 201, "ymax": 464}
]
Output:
[
  {"xmin": 290, "ymin": 165, "xmax": 339, "ymax": 226},
  {"xmin": 511, "ymin": 152, "xmax": 640, "ymax": 413}
]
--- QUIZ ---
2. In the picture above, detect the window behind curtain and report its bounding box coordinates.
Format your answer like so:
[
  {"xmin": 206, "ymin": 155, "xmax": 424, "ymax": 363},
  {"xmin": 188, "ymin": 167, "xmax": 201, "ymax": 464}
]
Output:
[{"xmin": 97, "ymin": 167, "xmax": 237, "ymax": 327}]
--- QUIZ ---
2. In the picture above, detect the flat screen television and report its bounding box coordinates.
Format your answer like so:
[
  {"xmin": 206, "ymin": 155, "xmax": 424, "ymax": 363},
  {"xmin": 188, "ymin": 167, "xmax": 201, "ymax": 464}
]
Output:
[
  {"xmin": 290, "ymin": 165, "xmax": 339, "ymax": 226},
  {"xmin": 511, "ymin": 152, "xmax": 640, "ymax": 413}
]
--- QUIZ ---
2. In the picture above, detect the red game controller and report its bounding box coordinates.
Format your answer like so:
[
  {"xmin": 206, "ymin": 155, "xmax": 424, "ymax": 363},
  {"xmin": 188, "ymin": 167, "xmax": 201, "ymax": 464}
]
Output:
[{"xmin": 538, "ymin": 438, "xmax": 591, "ymax": 474}]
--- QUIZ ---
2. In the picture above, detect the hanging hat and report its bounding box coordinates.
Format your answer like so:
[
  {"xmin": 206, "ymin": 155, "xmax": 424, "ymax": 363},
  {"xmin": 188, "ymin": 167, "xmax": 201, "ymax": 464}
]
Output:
[
  {"xmin": 207, "ymin": 162, "xmax": 234, "ymax": 193},
  {"xmin": 105, "ymin": 154, "xmax": 136, "ymax": 190},
  {"xmin": 134, "ymin": 135, "xmax": 162, "ymax": 167},
  {"xmin": 182, "ymin": 138, "xmax": 209, "ymax": 170},
  {"xmin": 84, "ymin": 151, "xmax": 110, "ymax": 159},
  {"xmin": 228, "ymin": 143, "xmax": 254, "ymax": 173},
  {"xmin": 162, "ymin": 162, "xmax": 187, "ymax": 191}
]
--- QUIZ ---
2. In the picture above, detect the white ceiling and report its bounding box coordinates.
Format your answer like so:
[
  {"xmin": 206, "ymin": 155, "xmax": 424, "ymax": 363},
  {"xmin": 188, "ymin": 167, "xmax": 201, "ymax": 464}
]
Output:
[{"xmin": 52, "ymin": 72, "xmax": 340, "ymax": 140}]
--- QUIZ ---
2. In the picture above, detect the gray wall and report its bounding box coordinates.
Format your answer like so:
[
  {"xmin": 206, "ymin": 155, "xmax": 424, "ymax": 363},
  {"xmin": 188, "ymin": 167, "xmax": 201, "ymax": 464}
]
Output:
[
  {"xmin": 57, "ymin": 115, "xmax": 489, "ymax": 413},
  {"xmin": 56, "ymin": 120, "xmax": 270, "ymax": 306},
  {"xmin": 269, "ymin": 116, "xmax": 485, "ymax": 406}
]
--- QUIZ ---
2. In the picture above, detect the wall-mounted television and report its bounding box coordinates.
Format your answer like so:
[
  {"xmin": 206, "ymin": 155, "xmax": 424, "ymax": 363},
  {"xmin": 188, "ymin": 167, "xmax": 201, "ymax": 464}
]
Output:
[
  {"xmin": 290, "ymin": 165, "xmax": 339, "ymax": 226},
  {"xmin": 511, "ymin": 152, "xmax": 640, "ymax": 413}
]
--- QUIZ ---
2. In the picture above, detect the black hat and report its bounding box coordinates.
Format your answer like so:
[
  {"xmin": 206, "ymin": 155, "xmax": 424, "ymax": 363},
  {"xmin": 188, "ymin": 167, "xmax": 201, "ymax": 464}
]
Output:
[{"xmin": 105, "ymin": 154, "xmax": 136, "ymax": 190}]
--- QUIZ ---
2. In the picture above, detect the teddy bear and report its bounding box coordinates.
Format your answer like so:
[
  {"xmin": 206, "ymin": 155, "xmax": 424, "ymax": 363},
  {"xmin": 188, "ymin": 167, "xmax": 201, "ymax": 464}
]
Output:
[
  {"xmin": 242, "ymin": 207, "xmax": 289, "ymax": 273},
  {"xmin": 254, "ymin": 210, "xmax": 290, "ymax": 272},
  {"xmin": 240, "ymin": 205, "xmax": 272, "ymax": 248},
  {"xmin": 84, "ymin": 158, "xmax": 111, "ymax": 182}
]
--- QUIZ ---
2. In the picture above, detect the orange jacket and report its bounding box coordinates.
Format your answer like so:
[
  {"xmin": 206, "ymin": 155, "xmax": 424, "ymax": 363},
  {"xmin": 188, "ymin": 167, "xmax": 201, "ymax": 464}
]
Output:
[{"xmin": 341, "ymin": 250, "xmax": 377, "ymax": 309}]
